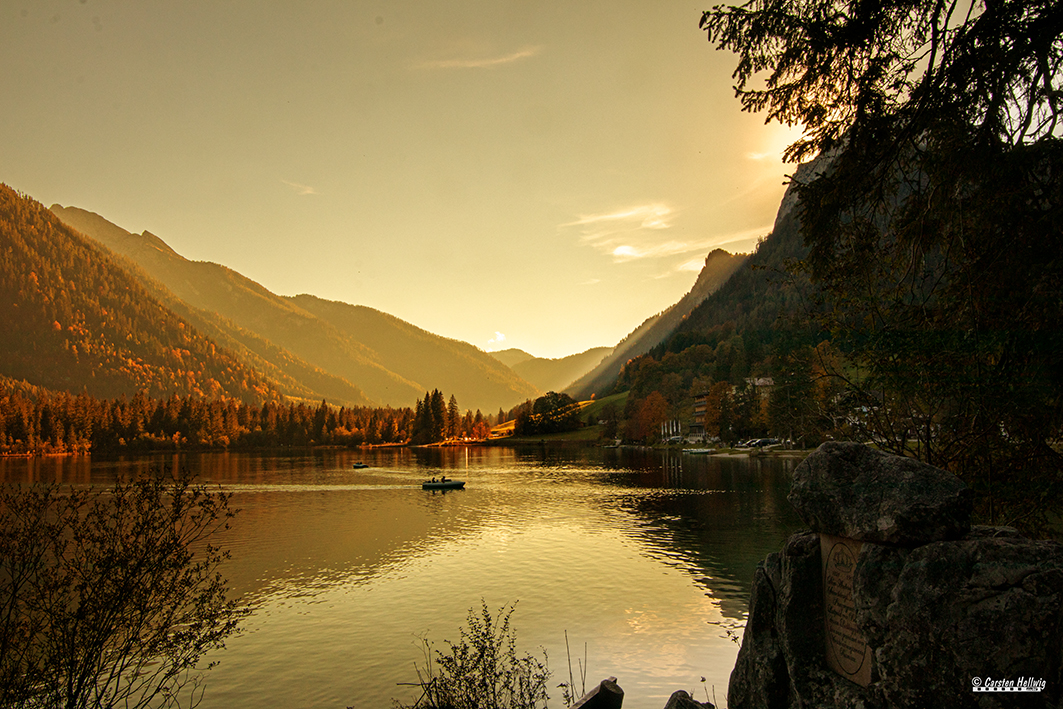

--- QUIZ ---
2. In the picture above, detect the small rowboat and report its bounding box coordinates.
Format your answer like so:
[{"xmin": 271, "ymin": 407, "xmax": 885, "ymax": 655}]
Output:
[
  {"xmin": 422, "ymin": 479, "xmax": 465, "ymax": 490},
  {"xmin": 352, "ymin": 462, "xmax": 370, "ymax": 469}
]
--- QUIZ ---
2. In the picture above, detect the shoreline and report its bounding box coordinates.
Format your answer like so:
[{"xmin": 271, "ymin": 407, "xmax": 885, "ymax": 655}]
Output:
[{"xmin": 0, "ymin": 440, "xmax": 815, "ymax": 460}]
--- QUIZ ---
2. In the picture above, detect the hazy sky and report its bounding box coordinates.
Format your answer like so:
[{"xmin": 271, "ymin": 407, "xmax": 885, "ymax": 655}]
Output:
[{"xmin": 2, "ymin": 0, "xmax": 798, "ymax": 359}]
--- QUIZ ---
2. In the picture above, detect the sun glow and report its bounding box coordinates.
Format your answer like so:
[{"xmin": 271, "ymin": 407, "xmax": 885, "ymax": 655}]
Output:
[{"xmin": 749, "ymin": 123, "xmax": 807, "ymax": 162}]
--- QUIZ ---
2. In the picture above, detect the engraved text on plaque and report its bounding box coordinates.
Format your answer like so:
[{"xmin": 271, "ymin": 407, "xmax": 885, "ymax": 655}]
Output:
[{"xmin": 820, "ymin": 533, "xmax": 872, "ymax": 687}]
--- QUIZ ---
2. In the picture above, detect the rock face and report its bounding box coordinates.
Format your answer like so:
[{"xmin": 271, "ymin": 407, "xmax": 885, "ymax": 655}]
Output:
[
  {"xmin": 788, "ymin": 441, "xmax": 973, "ymax": 545},
  {"xmin": 730, "ymin": 442, "xmax": 1063, "ymax": 709}
]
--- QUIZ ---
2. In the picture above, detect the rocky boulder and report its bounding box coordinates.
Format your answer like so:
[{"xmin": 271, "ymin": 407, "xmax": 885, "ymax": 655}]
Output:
[
  {"xmin": 788, "ymin": 441, "xmax": 973, "ymax": 546},
  {"xmin": 730, "ymin": 443, "xmax": 1063, "ymax": 709}
]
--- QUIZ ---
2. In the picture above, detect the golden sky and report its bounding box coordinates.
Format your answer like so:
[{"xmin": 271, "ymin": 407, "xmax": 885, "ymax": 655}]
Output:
[{"xmin": 2, "ymin": 1, "xmax": 799, "ymax": 359}]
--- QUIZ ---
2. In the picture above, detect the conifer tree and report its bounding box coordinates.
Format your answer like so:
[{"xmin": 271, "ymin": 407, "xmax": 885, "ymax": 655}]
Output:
[
  {"xmin": 446, "ymin": 395, "xmax": 460, "ymax": 440},
  {"xmin": 429, "ymin": 390, "xmax": 446, "ymax": 442}
]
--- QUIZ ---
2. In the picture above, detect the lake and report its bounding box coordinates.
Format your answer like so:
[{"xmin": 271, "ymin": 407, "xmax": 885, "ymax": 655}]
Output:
[{"xmin": 0, "ymin": 446, "xmax": 804, "ymax": 709}]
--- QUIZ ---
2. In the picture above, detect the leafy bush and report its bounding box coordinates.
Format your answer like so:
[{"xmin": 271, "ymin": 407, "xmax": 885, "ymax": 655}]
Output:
[
  {"xmin": 395, "ymin": 601, "xmax": 550, "ymax": 709},
  {"xmin": 0, "ymin": 469, "xmax": 247, "ymax": 708}
]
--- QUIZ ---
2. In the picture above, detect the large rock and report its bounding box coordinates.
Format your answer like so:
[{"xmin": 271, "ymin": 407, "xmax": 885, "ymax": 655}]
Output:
[
  {"xmin": 729, "ymin": 443, "xmax": 1063, "ymax": 709},
  {"xmin": 730, "ymin": 529, "xmax": 1063, "ymax": 709},
  {"xmin": 864, "ymin": 533, "xmax": 1063, "ymax": 708},
  {"xmin": 728, "ymin": 532, "xmax": 826, "ymax": 709},
  {"xmin": 788, "ymin": 441, "xmax": 973, "ymax": 545}
]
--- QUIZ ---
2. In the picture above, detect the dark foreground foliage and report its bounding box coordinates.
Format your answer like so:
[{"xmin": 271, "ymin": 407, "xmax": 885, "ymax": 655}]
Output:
[
  {"xmin": 514, "ymin": 392, "xmax": 584, "ymax": 438},
  {"xmin": 0, "ymin": 470, "xmax": 247, "ymax": 708},
  {"xmin": 689, "ymin": 0, "xmax": 1063, "ymax": 534},
  {"xmin": 393, "ymin": 602, "xmax": 550, "ymax": 709}
]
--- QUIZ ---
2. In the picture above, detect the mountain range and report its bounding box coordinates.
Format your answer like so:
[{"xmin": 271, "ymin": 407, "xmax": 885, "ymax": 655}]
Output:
[
  {"xmin": 49, "ymin": 205, "xmax": 540, "ymax": 412},
  {"xmin": 0, "ymin": 184, "xmax": 280, "ymax": 403},
  {"xmin": 1, "ymin": 180, "xmax": 759, "ymax": 414},
  {"xmin": 488, "ymin": 347, "xmax": 612, "ymax": 393}
]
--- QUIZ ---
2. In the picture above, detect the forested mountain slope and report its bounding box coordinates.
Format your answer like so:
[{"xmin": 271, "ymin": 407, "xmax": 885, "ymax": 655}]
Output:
[
  {"xmin": 567, "ymin": 248, "xmax": 748, "ymax": 399},
  {"xmin": 600, "ymin": 158, "xmax": 828, "ymax": 446},
  {"xmin": 0, "ymin": 185, "xmax": 279, "ymax": 404},
  {"xmin": 657, "ymin": 159, "xmax": 818, "ymax": 353},
  {"xmin": 51, "ymin": 205, "xmax": 539, "ymax": 411},
  {"xmin": 147, "ymin": 290, "xmax": 373, "ymax": 407},
  {"xmin": 288, "ymin": 294, "xmax": 540, "ymax": 412}
]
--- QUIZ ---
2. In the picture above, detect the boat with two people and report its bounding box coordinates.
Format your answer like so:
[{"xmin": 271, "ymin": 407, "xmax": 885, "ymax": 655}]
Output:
[{"xmin": 422, "ymin": 475, "xmax": 465, "ymax": 490}]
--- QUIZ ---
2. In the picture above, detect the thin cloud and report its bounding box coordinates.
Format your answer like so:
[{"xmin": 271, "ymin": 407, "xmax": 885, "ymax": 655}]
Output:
[
  {"xmin": 561, "ymin": 204, "xmax": 672, "ymax": 230},
  {"xmin": 653, "ymin": 247, "xmax": 748, "ymax": 280},
  {"xmin": 417, "ymin": 46, "xmax": 542, "ymax": 70},
  {"xmin": 488, "ymin": 331, "xmax": 507, "ymax": 345},
  {"xmin": 676, "ymin": 257, "xmax": 706, "ymax": 272},
  {"xmin": 610, "ymin": 240, "xmax": 698, "ymax": 262},
  {"xmin": 282, "ymin": 179, "xmax": 317, "ymax": 196},
  {"xmin": 649, "ymin": 225, "xmax": 771, "ymax": 278},
  {"xmin": 561, "ymin": 202, "xmax": 767, "ymax": 269},
  {"xmin": 561, "ymin": 203, "xmax": 685, "ymax": 263},
  {"xmin": 712, "ymin": 224, "xmax": 772, "ymax": 249}
]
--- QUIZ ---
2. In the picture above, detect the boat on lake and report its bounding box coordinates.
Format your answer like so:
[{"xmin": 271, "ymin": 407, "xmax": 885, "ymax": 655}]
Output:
[
  {"xmin": 422, "ymin": 479, "xmax": 465, "ymax": 490},
  {"xmin": 352, "ymin": 462, "xmax": 370, "ymax": 469}
]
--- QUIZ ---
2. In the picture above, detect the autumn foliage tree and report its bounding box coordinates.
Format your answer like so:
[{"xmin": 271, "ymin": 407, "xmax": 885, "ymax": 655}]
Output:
[
  {"xmin": 0, "ymin": 379, "xmax": 416, "ymax": 454},
  {"xmin": 514, "ymin": 392, "xmax": 583, "ymax": 436},
  {"xmin": 623, "ymin": 391, "xmax": 670, "ymax": 443}
]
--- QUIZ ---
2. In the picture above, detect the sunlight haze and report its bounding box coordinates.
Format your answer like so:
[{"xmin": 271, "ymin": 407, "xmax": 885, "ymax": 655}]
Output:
[{"xmin": 2, "ymin": 0, "xmax": 796, "ymax": 359}]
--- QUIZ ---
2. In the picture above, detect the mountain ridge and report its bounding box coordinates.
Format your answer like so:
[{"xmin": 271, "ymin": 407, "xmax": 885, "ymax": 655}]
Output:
[
  {"xmin": 50, "ymin": 204, "xmax": 539, "ymax": 411},
  {"xmin": 489, "ymin": 349, "xmax": 536, "ymax": 369},
  {"xmin": 489, "ymin": 347, "xmax": 612, "ymax": 394},
  {"xmin": 566, "ymin": 248, "xmax": 749, "ymax": 399},
  {"xmin": 0, "ymin": 184, "xmax": 281, "ymax": 404}
]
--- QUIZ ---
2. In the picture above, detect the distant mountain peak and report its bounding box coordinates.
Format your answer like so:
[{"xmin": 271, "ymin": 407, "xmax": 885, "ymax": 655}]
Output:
[
  {"xmin": 488, "ymin": 348, "xmax": 535, "ymax": 368},
  {"xmin": 501, "ymin": 347, "xmax": 612, "ymax": 393},
  {"xmin": 566, "ymin": 249, "xmax": 747, "ymax": 399}
]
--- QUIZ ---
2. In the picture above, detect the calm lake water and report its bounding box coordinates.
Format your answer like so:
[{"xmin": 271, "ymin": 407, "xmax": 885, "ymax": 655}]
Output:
[{"xmin": 0, "ymin": 447, "xmax": 804, "ymax": 709}]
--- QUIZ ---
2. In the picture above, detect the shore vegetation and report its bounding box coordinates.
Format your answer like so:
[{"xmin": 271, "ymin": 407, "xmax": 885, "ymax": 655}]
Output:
[
  {"xmin": 0, "ymin": 469, "xmax": 246, "ymax": 708},
  {"xmin": 393, "ymin": 601, "xmax": 550, "ymax": 709}
]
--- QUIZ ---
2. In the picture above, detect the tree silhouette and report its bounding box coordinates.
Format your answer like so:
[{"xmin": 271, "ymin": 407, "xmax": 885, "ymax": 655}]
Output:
[
  {"xmin": 0, "ymin": 470, "xmax": 247, "ymax": 708},
  {"xmin": 702, "ymin": 0, "xmax": 1063, "ymax": 531}
]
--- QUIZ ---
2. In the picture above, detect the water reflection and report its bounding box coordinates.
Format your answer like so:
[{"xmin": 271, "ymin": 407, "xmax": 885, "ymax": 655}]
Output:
[{"xmin": 0, "ymin": 447, "xmax": 804, "ymax": 709}]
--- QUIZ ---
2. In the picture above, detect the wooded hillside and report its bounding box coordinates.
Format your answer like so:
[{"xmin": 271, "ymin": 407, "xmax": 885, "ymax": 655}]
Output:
[{"xmin": 0, "ymin": 185, "xmax": 280, "ymax": 405}]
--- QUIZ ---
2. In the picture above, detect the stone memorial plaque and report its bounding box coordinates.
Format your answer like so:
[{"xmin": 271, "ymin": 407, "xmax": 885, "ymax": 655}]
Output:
[{"xmin": 820, "ymin": 533, "xmax": 872, "ymax": 687}]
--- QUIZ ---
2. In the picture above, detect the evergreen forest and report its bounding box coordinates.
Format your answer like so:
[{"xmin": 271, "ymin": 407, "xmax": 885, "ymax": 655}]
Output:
[{"xmin": 0, "ymin": 377, "xmax": 494, "ymax": 455}]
